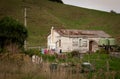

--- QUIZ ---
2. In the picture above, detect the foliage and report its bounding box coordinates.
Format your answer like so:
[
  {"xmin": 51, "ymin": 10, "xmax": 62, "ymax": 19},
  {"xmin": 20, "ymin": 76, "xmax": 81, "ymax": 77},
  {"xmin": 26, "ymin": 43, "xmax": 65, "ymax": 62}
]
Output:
[
  {"xmin": 24, "ymin": 49, "xmax": 41, "ymax": 57},
  {"xmin": 115, "ymin": 72, "xmax": 120, "ymax": 79},
  {"xmin": 110, "ymin": 10, "xmax": 117, "ymax": 14},
  {"xmin": 70, "ymin": 50, "xmax": 80, "ymax": 57},
  {"xmin": 99, "ymin": 48, "xmax": 107, "ymax": 53},
  {"xmin": 42, "ymin": 54, "xmax": 56, "ymax": 62},
  {"xmin": 113, "ymin": 45, "xmax": 120, "ymax": 52},
  {"xmin": 0, "ymin": 17, "xmax": 28, "ymax": 52},
  {"xmin": 82, "ymin": 53, "xmax": 120, "ymax": 71},
  {"xmin": 24, "ymin": 49, "xmax": 56, "ymax": 62},
  {"xmin": 49, "ymin": 0, "xmax": 63, "ymax": 3}
]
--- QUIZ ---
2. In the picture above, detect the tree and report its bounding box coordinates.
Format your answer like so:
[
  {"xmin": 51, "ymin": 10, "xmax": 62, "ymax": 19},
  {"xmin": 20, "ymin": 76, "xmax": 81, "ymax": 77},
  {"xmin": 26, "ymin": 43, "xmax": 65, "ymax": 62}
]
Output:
[
  {"xmin": 110, "ymin": 10, "xmax": 117, "ymax": 14},
  {"xmin": 0, "ymin": 17, "xmax": 28, "ymax": 53},
  {"xmin": 49, "ymin": 0, "xmax": 63, "ymax": 3}
]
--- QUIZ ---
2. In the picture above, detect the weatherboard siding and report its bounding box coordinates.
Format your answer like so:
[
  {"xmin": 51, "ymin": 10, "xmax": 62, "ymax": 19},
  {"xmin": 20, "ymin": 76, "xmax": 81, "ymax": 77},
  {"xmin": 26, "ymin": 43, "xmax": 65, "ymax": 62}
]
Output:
[{"xmin": 47, "ymin": 27, "xmax": 111, "ymax": 53}]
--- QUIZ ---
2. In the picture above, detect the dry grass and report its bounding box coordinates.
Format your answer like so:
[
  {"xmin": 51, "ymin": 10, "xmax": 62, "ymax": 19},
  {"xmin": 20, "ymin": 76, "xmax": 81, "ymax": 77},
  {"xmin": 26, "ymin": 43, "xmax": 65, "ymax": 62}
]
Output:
[{"xmin": 0, "ymin": 53, "xmax": 119, "ymax": 79}]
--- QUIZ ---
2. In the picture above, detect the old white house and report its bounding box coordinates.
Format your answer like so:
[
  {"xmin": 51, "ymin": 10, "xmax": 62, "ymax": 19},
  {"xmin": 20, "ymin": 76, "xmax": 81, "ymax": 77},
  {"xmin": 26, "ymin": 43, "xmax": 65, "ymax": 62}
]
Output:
[{"xmin": 47, "ymin": 27, "xmax": 111, "ymax": 53}]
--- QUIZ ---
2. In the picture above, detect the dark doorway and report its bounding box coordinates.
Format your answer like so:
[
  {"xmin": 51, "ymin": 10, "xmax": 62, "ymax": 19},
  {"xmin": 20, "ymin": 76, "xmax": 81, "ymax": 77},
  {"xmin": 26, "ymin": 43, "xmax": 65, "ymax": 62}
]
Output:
[
  {"xmin": 89, "ymin": 41, "xmax": 93, "ymax": 53},
  {"xmin": 89, "ymin": 40, "xmax": 98, "ymax": 53}
]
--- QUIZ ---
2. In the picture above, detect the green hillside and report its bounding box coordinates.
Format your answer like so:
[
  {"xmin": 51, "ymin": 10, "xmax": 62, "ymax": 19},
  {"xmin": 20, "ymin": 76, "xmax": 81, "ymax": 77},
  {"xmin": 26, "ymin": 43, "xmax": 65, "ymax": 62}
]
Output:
[{"xmin": 0, "ymin": 0, "xmax": 120, "ymax": 47}]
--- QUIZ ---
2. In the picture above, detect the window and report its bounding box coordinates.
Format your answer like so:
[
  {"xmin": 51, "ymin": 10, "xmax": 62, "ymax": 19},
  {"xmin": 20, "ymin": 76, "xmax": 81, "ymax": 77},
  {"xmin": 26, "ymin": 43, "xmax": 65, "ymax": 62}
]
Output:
[
  {"xmin": 79, "ymin": 39, "xmax": 87, "ymax": 47},
  {"xmin": 82, "ymin": 40, "xmax": 87, "ymax": 47},
  {"xmin": 79, "ymin": 39, "xmax": 82, "ymax": 47},
  {"xmin": 72, "ymin": 38, "xmax": 78, "ymax": 46},
  {"xmin": 59, "ymin": 39, "xmax": 61, "ymax": 47}
]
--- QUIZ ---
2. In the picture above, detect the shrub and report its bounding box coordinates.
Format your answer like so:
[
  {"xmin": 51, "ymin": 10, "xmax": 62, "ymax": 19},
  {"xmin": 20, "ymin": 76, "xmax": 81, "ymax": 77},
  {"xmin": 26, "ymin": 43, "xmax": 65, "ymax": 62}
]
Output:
[
  {"xmin": 71, "ymin": 50, "xmax": 80, "ymax": 57},
  {"xmin": 0, "ymin": 17, "xmax": 28, "ymax": 53},
  {"xmin": 115, "ymin": 71, "xmax": 120, "ymax": 79},
  {"xmin": 24, "ymin": 49, "xmax": 41, "ymax": 57},
  {"xmin": 49, "ymin": 0, "xmax": 63, "ymax": 3},
  {"xmin": 42, "ymin": 55, "xmax": 56, "ymax": 62}
]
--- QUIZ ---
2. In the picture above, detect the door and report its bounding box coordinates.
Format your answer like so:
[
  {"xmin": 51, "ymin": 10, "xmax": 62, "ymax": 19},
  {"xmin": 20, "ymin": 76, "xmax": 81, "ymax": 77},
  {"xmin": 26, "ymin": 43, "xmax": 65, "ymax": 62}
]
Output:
[
  {"xmin": 89, "ymin": 40, "xmax": 98, "ymax": 53},
  {"xmin": 89, "ymin": 41, "xmax": 93, "ymax": 53}
]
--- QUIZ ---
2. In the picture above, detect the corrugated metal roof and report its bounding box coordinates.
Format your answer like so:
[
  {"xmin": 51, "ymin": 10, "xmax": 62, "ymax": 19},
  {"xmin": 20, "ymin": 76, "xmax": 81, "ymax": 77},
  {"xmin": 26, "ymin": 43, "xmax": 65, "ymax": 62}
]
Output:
[{"xmin": 54, "ymin": 29, "xmax": 111, "ymax": 38}]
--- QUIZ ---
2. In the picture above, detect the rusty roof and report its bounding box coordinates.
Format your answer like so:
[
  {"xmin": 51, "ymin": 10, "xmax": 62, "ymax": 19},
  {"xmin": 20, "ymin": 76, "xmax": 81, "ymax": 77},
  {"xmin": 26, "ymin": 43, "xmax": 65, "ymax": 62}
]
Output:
[{"xmin": 54, "ymin": 29, "xmax": 111, "ymax": 38}]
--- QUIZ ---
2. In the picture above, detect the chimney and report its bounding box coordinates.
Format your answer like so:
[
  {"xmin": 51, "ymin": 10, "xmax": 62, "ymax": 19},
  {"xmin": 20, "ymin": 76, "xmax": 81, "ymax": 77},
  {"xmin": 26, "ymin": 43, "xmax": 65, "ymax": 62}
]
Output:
[{"xmin": 51, "ymin": 26, "xmax": 54, "ymax": 43}]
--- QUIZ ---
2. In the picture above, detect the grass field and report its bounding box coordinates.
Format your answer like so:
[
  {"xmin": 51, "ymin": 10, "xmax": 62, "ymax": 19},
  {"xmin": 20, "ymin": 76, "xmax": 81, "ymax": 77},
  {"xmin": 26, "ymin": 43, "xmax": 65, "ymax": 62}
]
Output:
[{"xmin": 0, "ymin": 0, "xmax": 120, "ymax": 47}]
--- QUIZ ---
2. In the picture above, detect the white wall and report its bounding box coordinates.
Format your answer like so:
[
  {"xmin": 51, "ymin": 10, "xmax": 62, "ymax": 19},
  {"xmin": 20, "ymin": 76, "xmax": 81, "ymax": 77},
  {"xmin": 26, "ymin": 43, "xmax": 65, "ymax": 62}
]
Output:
[
  {"xmin": 58, "ymin": 37, "xmax": 101, "ymax": 53},
  {"xmin": 59, "ymin": 37, "xmax": 90, "ymax": 53},
  {"xmin": 47, "ymin": 29, "xmax": 60, "ymax": 50},
  {"xmin": 48, "ymin": 28, "xmax": 103, "ymax": 53},
  {"xmin": 61, "ymin": 37, "xmax": 72, "ymax": 52}
]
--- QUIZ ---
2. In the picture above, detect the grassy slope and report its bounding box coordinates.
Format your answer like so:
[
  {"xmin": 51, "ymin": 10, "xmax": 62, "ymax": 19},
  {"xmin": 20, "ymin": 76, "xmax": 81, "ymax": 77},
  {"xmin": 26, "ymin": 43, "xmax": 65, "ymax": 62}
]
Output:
[{"xmin": 0, "ymin": 0, "xmax": 120, "ymax": 47}]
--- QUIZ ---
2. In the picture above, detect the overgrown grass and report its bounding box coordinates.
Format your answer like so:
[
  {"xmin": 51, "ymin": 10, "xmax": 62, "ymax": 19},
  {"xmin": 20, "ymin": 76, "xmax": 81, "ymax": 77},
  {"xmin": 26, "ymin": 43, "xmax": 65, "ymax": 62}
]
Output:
[
  {"xmin": 27, "ymin": 49, "xmax": 120, "ymax": 72},
  {"xmin": 25, "ymin": 49, "xmax": 120, "ymax": 72},
  {"xmin": 0, "ymin": 51, "xmax": 120, "ymax": 79},
  {"xmin": 82, "ymin": 53, "xmax": 120, "ymax": 72}
]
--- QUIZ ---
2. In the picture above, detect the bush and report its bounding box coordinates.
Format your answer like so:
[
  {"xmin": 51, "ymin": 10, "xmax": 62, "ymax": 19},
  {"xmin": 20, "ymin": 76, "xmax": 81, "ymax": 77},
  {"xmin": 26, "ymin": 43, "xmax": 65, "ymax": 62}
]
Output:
[
  {"xmin": 42, "ymin": 54, "xmax": 56, "ymax": 62},
  {"xmin": 71, "ymin": 50, "xmax": 80, "ymax": 57},
  {"xmin": 24, "ymin": 49, "xmax": 41, "ymax": 57},
  {"xmin": 0, "ymin": 17, "xmax": 28, "ymax": 53},
  {"xmin": 114, "ymin": 45, "xmax": 120, "ymax": 52},
  {"xmin": 49, "ymin": 0, "xmax": 63, "ymax": 3},
  {"xmin": 115, "ymin": 71, "xmax": 120, "ymax": 79},
  {"xmin": 98, "ymin": 48, "xmax": 107, "ymax": 54}
]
